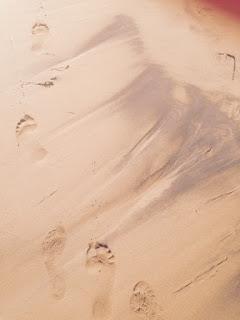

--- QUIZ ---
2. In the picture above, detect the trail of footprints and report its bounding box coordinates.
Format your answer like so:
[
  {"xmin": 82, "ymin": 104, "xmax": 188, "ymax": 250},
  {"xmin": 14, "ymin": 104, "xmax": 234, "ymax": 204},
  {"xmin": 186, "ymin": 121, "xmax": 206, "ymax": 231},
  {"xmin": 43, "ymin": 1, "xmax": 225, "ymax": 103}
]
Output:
[
  {"xmin": 41, "ymin": 232, "xmax": 162, "ymax": 318},
  {"xmin": 28, "ymin": 13, "xmax": 163, "ymax": 312},
  {"xmin": 85, "ymin": 242, "xmax": 162, "ymax": 319}
]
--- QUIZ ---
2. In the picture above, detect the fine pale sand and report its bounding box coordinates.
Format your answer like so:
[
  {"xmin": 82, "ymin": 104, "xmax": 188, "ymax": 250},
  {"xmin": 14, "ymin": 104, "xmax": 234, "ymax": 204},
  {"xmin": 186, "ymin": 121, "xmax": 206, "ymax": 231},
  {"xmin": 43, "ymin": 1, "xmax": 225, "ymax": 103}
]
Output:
[{"xmin": 1, "ymin": 0, "xmax": 240, "ymax": 319}]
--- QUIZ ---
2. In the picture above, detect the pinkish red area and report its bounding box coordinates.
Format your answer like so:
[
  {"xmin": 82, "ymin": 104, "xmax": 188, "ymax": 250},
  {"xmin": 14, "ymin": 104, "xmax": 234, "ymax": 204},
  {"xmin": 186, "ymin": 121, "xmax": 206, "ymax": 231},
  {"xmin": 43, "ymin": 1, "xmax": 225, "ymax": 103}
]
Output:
[{"xmin": 206, "ymin": 0, "xmax": 240, "ymax": 16}]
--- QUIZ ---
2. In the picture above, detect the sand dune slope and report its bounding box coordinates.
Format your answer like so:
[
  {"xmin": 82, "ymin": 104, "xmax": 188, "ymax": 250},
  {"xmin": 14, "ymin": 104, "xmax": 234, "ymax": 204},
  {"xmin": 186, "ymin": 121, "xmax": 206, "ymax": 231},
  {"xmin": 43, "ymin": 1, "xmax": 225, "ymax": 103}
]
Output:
[{"xmin": 1, "ymin": 0, "xmax": 240, "ymax": 319}]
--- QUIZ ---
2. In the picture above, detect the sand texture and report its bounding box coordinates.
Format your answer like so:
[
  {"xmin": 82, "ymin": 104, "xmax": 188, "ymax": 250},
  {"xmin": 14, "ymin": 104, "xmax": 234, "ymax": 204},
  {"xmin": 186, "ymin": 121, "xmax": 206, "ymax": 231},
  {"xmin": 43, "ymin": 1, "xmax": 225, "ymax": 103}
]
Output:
[{"xmin": 1, "ymin": 0, "xmax": 240, "ymax": 319}]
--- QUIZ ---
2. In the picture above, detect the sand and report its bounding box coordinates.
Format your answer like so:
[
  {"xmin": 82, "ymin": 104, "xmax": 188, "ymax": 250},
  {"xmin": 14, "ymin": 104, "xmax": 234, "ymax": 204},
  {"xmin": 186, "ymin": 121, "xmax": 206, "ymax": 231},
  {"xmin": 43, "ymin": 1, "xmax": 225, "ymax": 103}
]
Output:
[{"xmin": 1, "ymin": 0, "xmax": 240, "ymax": 319}]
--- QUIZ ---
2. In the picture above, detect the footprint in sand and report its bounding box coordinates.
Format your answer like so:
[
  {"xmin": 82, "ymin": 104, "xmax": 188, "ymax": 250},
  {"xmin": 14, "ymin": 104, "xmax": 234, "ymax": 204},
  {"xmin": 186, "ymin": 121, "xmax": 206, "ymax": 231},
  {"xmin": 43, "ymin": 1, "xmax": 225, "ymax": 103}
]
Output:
[
  {"xmin": 16, "ymin": 114, "xmax": 37, "ymax": 141},
  {"xmin": 130, "ymin": 281, "xmax": 162, "ymax": 320},
  {"xmin": 31, "ymin": 22, "xmax": 49, "ymax": 52},
  {"xmin": 86, "ymin": 242, "xmax": 115, "ymax": 319},
  {"xmin": 30, "ymin": 145, "xmax": 48, "ymax": 162},
  {"xmin": 86, "ymin": 242, "xmax": 115, "ymax": 270},
  {"xmin": 42, "ymin": 226, "xmax": 67, "ymax": 300},
  {"xmin": 16, "ymin": 114, "xmax": 47, "ymax": 161}
]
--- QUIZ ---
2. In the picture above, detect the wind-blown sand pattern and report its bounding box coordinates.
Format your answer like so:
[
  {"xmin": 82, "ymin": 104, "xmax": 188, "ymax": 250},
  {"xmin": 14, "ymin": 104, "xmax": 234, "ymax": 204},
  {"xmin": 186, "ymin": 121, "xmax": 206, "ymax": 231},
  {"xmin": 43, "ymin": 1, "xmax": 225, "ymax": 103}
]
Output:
[{"xmin": 1, "ymin": 0, "xmax": 240, "ymax": 319}]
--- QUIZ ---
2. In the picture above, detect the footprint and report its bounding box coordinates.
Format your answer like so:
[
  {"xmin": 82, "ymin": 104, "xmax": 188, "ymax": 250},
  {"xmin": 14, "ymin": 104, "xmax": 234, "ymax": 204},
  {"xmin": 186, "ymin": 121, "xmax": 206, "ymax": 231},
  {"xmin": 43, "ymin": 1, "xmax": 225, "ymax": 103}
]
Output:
[
  {"xmin": 31, "ymin": 145, "xmax": 48, "ymax": 162},
  {"xmin": 31, "ymin": 22, "xmax": 49, "ymax": 52},
  {"xmin": 50, "ymin": 273, "xmax": 66, "ymax": 300},
  {"xmin": 16, "ymin": 114, "xmax": 37, "ymax": 142},
  {"xmin": 130, "ymin": 281, "xmax": 162, "ymax": 319},
  {"xmin": 32, "ymin": 22, "xmax": 49, "ymax": 35},
  {"xmin": 20, "ymin": 143, "xmax": 48, "ymax": 163},
  {"xmin": 86, "ymin": 242, "xmax": 115, "ymax": 319},
  {"xmin": 42, "ymin": 226, "xmax": 67, "ymax": 300},
  {"xmin": 42, "ymin": 226, "xmax": 66, "ymax": 259},
  {"xmin": 86, "ymin": 242, "xmax": 115, "ymax": 271},
  {"xmin": 16, "ymin": 115, "xmax": 47, "ymax": 161},
  {"xmin": 92, "ymin": 295, "xmax": 113, "ymax": 319}
]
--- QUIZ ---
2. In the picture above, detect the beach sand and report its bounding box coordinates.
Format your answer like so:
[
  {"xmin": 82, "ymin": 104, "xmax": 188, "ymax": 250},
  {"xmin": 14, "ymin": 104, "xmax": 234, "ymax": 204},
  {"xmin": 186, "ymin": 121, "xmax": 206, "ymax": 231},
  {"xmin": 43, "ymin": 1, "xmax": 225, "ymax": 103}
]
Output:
[{"xmin": 1, "ymin": 0, "xmax": 240, "ymax": 319}]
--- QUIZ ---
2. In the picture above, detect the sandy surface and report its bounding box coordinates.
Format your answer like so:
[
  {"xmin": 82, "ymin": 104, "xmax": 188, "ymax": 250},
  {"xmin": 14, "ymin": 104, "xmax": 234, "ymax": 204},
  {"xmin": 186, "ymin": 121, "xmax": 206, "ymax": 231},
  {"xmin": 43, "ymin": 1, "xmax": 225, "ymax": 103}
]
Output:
[{"xmin": 1, "ymin": 0, "xmax": 240, "ymax": 319}]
